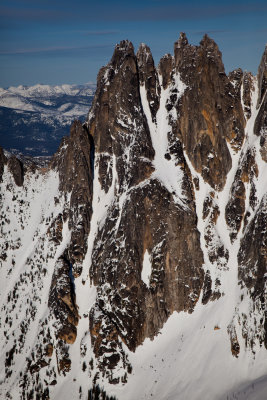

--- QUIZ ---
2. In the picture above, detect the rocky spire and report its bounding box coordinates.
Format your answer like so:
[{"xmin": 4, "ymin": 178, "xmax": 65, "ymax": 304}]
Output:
[
  {"xmin": 158, "ymin": 53, "xmax": 173, "ymax": 89},
  {"xmin": 174, "ymin": 32, "xmax": 192, "ymax": 70},
  {"xmin": 1, "ymin": 33, "xmax": 267, "ymax": 399},
  {"xmin": 174, "ymin": 31, "xmax": 188, "ymax": 50},
  {"xmin": 173, "ymin": 33, "xmax": 245, "ymax": 190},
  {"xmin": 110, "ymin": 40, "xmax": 135, "ymax": 69},
  {"xmin": 254, "ymin": 45, "xmax": 267, "ymax": 161},
  {"xmin": 88, "ymin": 39, "xmax": 155, "ymax": 195},
  {"xmin": 137, "ymin": 43, "xmax": 160, "ymax": 120},
  {"xmin": 257, "ymin": 44, "xmax": 267, "ymax": 108},
  {"xmin": 51, "ymin": 120, "xmax": 93, "ymax": 276}
]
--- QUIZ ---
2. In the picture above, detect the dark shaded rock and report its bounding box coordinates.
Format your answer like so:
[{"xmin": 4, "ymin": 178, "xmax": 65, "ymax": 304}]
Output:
[
  {"xmin": 29, "ymin": 359, "xmax": 49, "ymax": 374},
  {"xmin": 238, "ymin": 196, "xmax": 267, "ymax": 298},
  {"xmin": 174, "ymin": 33, "xmax": 245, "ymax": 190},
  {"xmin": 254, "ymin": 87, "xmax": 267, "ymax": 135},
  {"xmin": 227, "ymin": 324, "xmax": 240, "ymax": 358},
  {"xmin": 48, "ymin": 257, "xmax": 79, "ymax": 344},
  {"xmin": 45, "ymin": 344, "xmax": 53, "ymax": 358},
  {"xmin": 58, "ymin": 358, "xmax": 71, "ymax": 374},
  {"xmin": 90, "ymin": 178, "xmax": 204, "ymax": 373},
  {"xmin": 203, "ymin": 193, "xmax": 229, "ymax": 269},
  {"xmin": 255, "ymin": 93, "xmax": 267, "ymax": 162},
  {"xmin": 225, "ymin": 179, "xmax": 246, "ymax": 242},
  {"xmin": 238, "ymin": 195, "xmax": 267, "ymax": 349},
  {"xmin": 51, "ymin": 120, "xmax": 93, "ymax": 275},
  {"xmin": 202, "ymin": 271, "xmax": 212, "ymax": 305},
  {"xmin": 238, "ymin": 196, "xmax": 267, "ymax": 347},
  {"xmin": 158, "ymin": 54, "xmax": 174, "ymax": 90},
  {"xmin": 228, "ymin": 68, "xmax": 243, "ymax": 94},
  {"xmin": 193, "ymin": 176, "xmax": 199, "ymax": 191},
  {"xmin": 88, "ymin": 40, "xmax": 155, "ymax": 195},
  {"xmin": 86, "ymin": 39, "xmax": 206, "ymax": 378},
  {"xmin": 137, "ymin": 43, "xmax": 160, "ymax": 121},
  {"xmin": 89, "ymin": 304, "xmax": 131, "ymax": 384},
  {"xmin": 7, "ymin": 155, "xmax": 24, "ymax": 186},
  {"xmin": 254, "ymin": 46, "xmax": 267, "ymax": 162},
  {"xmin": 242, "ymin": 72, "xmax": 254, "ymax": 120},
  {"xmin": 225, "ymin": 148, "xmax": 258, "ymax": 241},
  {"xmin": 0, "ymin": 146, "xmax": 7, "ymax": 182},
  {"xmin": 202, "ymin": 192, "xmax": 214, "ymax": 220},
  {"xmin": 228, "ymin": 69, "xmax": 254, "ymax": 120},
  {"xmin": 254, "ymin": 86, "xmax": 267, "ymax": 136},
  {"xmin": 47, "ymin": 213, "xmax": 63, "ymax": 245},
  {"xmin": 257, "ymin": 45, "xmax": 267, "ymax": 107}
]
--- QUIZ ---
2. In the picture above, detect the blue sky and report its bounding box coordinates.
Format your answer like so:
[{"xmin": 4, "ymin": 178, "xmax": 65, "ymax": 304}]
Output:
[{"xmin": 0, "ymin": 0, "xmax": 267, "ymax": 87}]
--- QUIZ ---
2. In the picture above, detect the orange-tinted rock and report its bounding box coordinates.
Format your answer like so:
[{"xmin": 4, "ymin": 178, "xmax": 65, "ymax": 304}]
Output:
[{"xmin": 174, "ymin": 33, "xmax": 245, "ymax": 190}]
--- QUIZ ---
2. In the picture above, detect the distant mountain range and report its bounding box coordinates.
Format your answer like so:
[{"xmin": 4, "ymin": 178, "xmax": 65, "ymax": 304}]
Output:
[
  {"xmin": 1, "ymin": 35, "xmax": 267, "ymax": 400},
  {"xmin": 0, "ymin": 83, "xmax": 96, "ymax": 156}
]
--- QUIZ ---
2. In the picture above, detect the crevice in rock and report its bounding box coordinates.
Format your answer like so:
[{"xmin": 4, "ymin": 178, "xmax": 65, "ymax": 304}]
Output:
[
  {"xmin": 68, "ymin": 262, "xmax": 75, "ymax": 293},
  {"xmin": 63, "ymin": 253, "xmax": 76, "ymax": 306},
  {"xmin": 84, "ymin": 123, "xmax": 95, "ymax": 179}
]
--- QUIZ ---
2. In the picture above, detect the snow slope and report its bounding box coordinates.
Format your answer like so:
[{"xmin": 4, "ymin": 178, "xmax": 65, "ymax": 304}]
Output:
[{"xmin": 1, "ymin": 48, "xmax": 267, "ymax": 400}]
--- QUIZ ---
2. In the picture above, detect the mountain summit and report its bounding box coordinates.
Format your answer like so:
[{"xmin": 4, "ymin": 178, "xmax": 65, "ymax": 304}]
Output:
[{"xmin": 0, "ymin": 34, "xmax": 267, "ymax": 399}]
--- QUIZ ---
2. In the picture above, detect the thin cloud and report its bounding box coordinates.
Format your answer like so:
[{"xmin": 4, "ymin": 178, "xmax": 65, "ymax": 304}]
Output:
[
  {"xmin": 110, "ymin": 3, "xmax": 267, "ymax": 22},
  {"xmin": 82, "ymin": 30, "xmax": 119, "ymax": 35},
  {"xmin": 192, "ymin": 30, "xmax": 229, "ymax": 36},
  {"xmin": 1, "ymin": 2, "xmax": 267, "ymax": 23},
  {"xmin": 0, "ymin": 6, "xmax": 68, "ymax": 20},
  {"xmin": 0, "ymin": 44, "xmax": 113, "ymax": 56}
]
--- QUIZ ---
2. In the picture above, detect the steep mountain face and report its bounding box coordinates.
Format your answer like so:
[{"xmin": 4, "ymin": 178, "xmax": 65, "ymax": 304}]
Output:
[
  {"xmin": 0, "ymin": 34, "xmax": 267, "ymax": 400},
  {"xmin": 0, "ymin": 84, "xmax": 95, "ymax": 156}
]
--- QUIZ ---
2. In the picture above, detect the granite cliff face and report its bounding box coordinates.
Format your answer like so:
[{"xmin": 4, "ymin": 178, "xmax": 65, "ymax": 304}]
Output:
[{"xmin": 0, "ymin": 34, "xmax": 267, "ymax": 400}]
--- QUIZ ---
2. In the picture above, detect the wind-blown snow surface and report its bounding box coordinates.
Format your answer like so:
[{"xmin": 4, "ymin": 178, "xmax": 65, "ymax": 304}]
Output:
[
  {"xmin": 0, "ymin": 165, "xmax": 72, "ymax": 396},
  {"xmin": 1, "ymin": 69, "xmax": 267, "ymax": 400}
]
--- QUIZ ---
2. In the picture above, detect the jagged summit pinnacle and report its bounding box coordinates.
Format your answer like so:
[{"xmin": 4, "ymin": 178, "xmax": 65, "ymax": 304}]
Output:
[
  {"xmin": 257, "ymin": 43, "xmax": 267, "ymax": 107},
  {"xmin": 199, "ymin": 33, "xmax": 222, "ymax": 63},
  {"xmin": 175, "ymin": 32, "xmax": 189, "ymax": 48},
  {"xmin": 136, "ymin": 43, "xmax": 153, "ymax": 66},
  {"xmin": 137, "ymin": 42, "xmax": 152, "ymax": 57},
  {"xmin": 200, "ymin": 33, "xmax": 217, "ymax": 47},
  {"xmin": 1, "ymin": 33, "xmax": 267, "ymax": 400},
  {"xmin": 111, "ymin": 39, "xmax": 135, "ymax": 65},
  {"xmin": 116, "ymin": 39, "xmax": 134, "ymax": 52}
]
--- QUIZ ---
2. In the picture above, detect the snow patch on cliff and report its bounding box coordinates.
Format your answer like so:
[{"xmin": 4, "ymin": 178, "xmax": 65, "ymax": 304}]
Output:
[{"xmin": 141, "ymin": 250, "xmax": 152, "ymax": 287}]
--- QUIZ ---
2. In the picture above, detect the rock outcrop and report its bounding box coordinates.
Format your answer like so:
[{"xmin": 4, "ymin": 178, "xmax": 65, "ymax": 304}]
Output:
[
  {"xmin": 51, "ymin": 120, "xmax": 93, "ymax": 276},
  {"xmin": 257, "ymin": 45, "xmax": 267, "ymax": 107},
  {"xmin": 0, "ymin": 146, "xmax": 7, "ymax": 182},
  {"xmin": 174, "ymin": 33, "xmax": 245, "ymax": 190},
  {"xmin": 254, "ymin": 46, "xmax": 267, "ymax": 162},
  {"xmin": 0, "ymin": 34, "xmax": 267, "ymax": 400},
  {"xmin": 86, "ymin": 39, "xmax": 204, "ymax": 378},
  {"xmin": 7, "ymin": 155, "xmax": 24, "ymax": 186}
]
